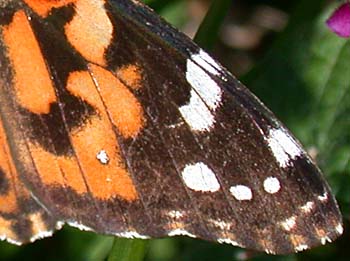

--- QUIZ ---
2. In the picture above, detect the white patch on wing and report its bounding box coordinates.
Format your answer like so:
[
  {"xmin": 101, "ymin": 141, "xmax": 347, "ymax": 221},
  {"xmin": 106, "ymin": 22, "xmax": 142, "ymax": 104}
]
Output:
[
  {"xmin": 229, "ymin": 185, "xmax": 253, "ymax": 201},
  {"xmin": 29, "ymin": 230, "xmax": 54, "ymax": 243},
  {"xmin": 191, "ymin": 49, "xmax": 221, "ymax": 75},
  {"xmin": 264, "ymin": 249, "xmax": 276, "ymax": 255},
  {"xmin": 96, "ymin": 150, "xmax": 109, "ymax": 164},
  {"xmin": 4, "ymin": 238, "xmax": 22, "ymax": 246},
  {"xmin": 179, "ymin": 90, "xmax": 216, "ymax": 131},
  {"xmin": 336, "ymin": 223, "xmax": 343, "ymax": 234},
  {"xmin": 267, "ymin": 128, "xmax": 303, "ymax": 168},
  {"xmin": 217, "ymin": 238, "xmax": 239, "ymax": 246},
  {"xmin": 180, "ymin": 51, "xmax": 223, "ymax": 132},
  {"xmin": 318, "ymin": 192, "xmax": 328, "ymax": 202},
  {"xmin": 167, "ymin": 210, "xmax": 184, "ymax": 219},
  {"xmin": 263, "ymin": 176, "xmax": 281, "ymax": 194},
  {"xmin": 295, "ymin": 244, "xmax": 309, "ymax": 252},
  {"xmin": 67, "ymin": 221, "xmax": 94, "ymax": 232},
  {"xmin": 182, "ymin": 162, "xmax": 220, "ymax": 192},
  {"xmin": 186, "ymin": 56, "xmax": 222, "ymax": 110},
  {"xmin": 209, "ymin": 219, "xmax": 232, "ymax": 230},
  {"xmin": 280, "ymin": 216, "xmax": 296, "ymax": 231},
  {"xmin": 320, "ymin": 236, "xmax": 332, "ymax": 245},
  {"xmin": 55, "ymin": 221, "xmax": 65, "ymax": 230},
  {"xmin": 300, "ymin": 201, "xmax": 315, "ymax": 213},
  {"xmin": 168, "ymin": 229, "xmax": 196, "ymax": 238},
  {"xmin": 114, "ymin": 231, "xmax": 150, "ymax": 239}
]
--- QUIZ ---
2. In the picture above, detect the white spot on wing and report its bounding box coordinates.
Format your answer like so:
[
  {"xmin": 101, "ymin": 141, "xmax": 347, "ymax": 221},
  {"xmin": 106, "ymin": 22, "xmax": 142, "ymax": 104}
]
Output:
[
  {"xmin": 336, "ymin": 223, "xmax": 343, "ymax": 234},
  {"xmin": 115, "ymin": 231, "xmax": 150, "ymax": 239},
  {"xmin": 167, "ymin": 210, "xmax": 184, "ymax": 219},
  {"xmin": 70, "ymin": 221, "xmax": 150, "ymax": 239},
  {"xmin": 295, "ymin": 244, "xmax": 309, "ymax": 252},
  {"xmin": 264, "ymin": 249, "xmax": 276, "ymax": 255},
  {"xmin": 55, "ymin": 221, "xmax": 64, "ymax": 230},
  {"xmin": 300, "ymin": 201, "xmax": 315, "ymax": 213},
  {"xmin": 4, "ymin": 238, "xmax": 22, "ymax": 246},
  {"xmin": 182, "ymin": 162, "xmax": 220, "ymax": 192},
  {"xmin": 217, "ymin": 238, "xmax": 239, "ymax": 246},
  {"xmin": 179, "ymin": 90, "xmax": 215, "ymax": 131},
  {"xmin": 209, "ymin": 219, "xmax": 232, "ymax": 230},
  {"xmin": 168, "ymin": 229, "xmax": 196, "ymax": 238},
  {"xmin": 229, "ymin": 185, "xmax": 253, "ymax": 201},
  {"xmin": 186, "ymin": 55, "xmax": 222, "ymax": 110},
  {"xmin": 320, "ymin": 236, "xmax": 332, "ymax": 245},
  {"xmin": 96, "ymin": 150, "xmax": 109, "ymax": 164},
  {"xmin": 263, "ymin": 177, "xmax": 281, "ymax": 194},
  {"xmin": 191, "ymin": 49, "xmax": 221, "ymax": 75},
  {"xmin": 180, "ymin": 51, "xmax": 223, "ymax": 132},
  {"xmin": 267, "ymin": 128, "xmax": 302, "ymax": 168},
  {"xmin": 68, "ymin": 221, "xmax": 94, "ymax": 232},
  {"xmin": 318, "ymin": 192, "xmax": 328, "ymax": 202},
  {"xmin": 29, "ymin": 230, "xmax": 54, "ymax": 243},
  {"xmin": 280, "ymin": 216, "xmax": 296, "ymax": 231}
]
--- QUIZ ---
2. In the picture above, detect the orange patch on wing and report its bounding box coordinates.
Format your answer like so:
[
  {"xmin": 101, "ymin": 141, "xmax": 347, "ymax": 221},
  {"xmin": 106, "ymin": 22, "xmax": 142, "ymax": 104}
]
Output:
[
  {"xmin": 0, "ymin": 217, "xmax": 16, "ymax": 242},
  {"xmin": 2, "ymin": 10, "xmax": 56, "ymax": 114},
  {"xmin": 65, "ymin": 0, "xmax": 113, "ymax": 66},
  {"xmin": 23, "ymin": 0, "xmax": 76, "ymax": 17},
  {"xmin": 0, "ymin": 122, "xmax": 18, "ymax": 213},
  {"xmin": 289, "ymin": 234, "xmax": 307, "ymax": 248},
  {"xmin": 90, "ymin": 64, "xmax": 144, "ymax": 138},
  {"xmin": 116, "ymin": 64, "xmax": 143, "ymax": 90},
  {"xmin": 315, "ymin": 227, "xmax": 327, "ymax": 239},
  {"xmin": 29, "ymin": 143, "xmax": 88, "ymax": 195},
  {"xmin": 28, "ymin": 213, "xmax": 50, "ymax": 237},
  {"xmin": 66, "ymin": 71, "xmax": 137, "ymax": 201}
]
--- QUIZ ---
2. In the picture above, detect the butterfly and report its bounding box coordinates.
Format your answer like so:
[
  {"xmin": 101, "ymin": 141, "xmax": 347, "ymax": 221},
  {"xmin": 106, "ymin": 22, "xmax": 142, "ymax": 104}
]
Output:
[{"xmin": 0, "ymin": 0, "xmax": 343, "ymax": 255}]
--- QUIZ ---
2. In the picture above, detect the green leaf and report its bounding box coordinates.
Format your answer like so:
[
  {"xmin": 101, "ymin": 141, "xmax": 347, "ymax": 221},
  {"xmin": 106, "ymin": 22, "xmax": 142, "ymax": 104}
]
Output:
[
  {"xmin": 108, "ymin": 238, "xmax": 148, "ymax": 261},
  {"xmin": 194, "ymin": 0, "xmax": 232, "ymax": 49}
]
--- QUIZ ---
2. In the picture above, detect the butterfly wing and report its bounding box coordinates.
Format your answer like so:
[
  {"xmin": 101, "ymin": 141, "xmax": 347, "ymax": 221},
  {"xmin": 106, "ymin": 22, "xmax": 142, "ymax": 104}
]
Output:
[{"xmin": 0, "ymin": 0, "xmax": 342, "ymax": 254}]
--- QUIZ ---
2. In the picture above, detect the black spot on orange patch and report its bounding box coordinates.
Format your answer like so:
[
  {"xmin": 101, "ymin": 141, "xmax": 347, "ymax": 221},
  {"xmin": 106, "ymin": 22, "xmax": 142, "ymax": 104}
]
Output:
[{"xmin": 21, "ymin": 96, "xmax": 96, "ymax": 156}]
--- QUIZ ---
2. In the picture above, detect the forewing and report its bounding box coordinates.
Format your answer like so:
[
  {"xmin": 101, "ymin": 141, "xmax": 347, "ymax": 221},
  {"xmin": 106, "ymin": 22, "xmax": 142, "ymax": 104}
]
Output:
[{"xmin": 0, "ymin": 0, "xmax": 342, "ymax": 254}]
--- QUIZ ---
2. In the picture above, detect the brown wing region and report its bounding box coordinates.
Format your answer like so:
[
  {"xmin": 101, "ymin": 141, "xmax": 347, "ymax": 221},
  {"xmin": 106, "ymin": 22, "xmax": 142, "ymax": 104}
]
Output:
[{"xmin": 0, "ymin": 0, "xmax": 343, "ymax": 255}]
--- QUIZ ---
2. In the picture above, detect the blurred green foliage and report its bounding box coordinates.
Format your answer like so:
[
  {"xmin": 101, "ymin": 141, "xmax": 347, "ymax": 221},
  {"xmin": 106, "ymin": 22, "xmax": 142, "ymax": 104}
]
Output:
[{"xmin": 1, "ymin": 0, "xmax": 349, "ymax": 260}]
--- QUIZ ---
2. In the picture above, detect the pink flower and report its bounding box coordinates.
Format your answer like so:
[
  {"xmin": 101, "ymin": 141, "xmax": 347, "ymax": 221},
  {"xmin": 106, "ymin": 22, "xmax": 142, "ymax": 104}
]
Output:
[{"xmin": 326, "ymin": 2, "xmax": 350, "ymax": 38}]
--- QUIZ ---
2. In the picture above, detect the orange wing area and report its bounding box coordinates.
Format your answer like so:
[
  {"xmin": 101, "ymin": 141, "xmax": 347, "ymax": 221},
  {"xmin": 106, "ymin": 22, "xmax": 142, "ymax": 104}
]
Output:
[
  {"xmin": 0, "ymin": 2, "xmax": 145, "ymax": 243},
  {"xmin": 0, "ymin": 117, "xmax": 57, "ymax": 244}
]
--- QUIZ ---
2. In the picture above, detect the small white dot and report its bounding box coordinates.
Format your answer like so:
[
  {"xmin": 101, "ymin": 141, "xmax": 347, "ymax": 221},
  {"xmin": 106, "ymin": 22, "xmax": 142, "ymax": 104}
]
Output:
[
  {"xmin": 336, "ymin": 223, "xmax": 343, "ymax": 234},
  {"xmin": 217, "ymin": 238, "xmax": 239, "ymax": 246},
  {"xmin": 229, "ymin": 185, "xmax": 253, "ymax": 201},
  {"xmin": 263, "ymin": 177, "xmax": 281, "ymax": 194},
  {"xmin": 267, "ymin": 128, "xmax": 302, "ymax": 168},
  {"xmin": 167, "ymin": 210, "xmax": 184, "ymax": 219},
  {"xmin": 96, "ymin": 150, "xmax": 109, "ymax": 164},
  {"xmin": 295, "ymin": 244, "xmax": 308, "ymax": 252},
  {"xmin": 168, "ymin": 229, "xmax": 196, "ymax": 238},
  {"xmin": 209, "ymin": 219, "xmax": 232, "ymax": 230},
  {"xmin": 280, "ymin": 216, "xmax": 296, "ymax": 231},
  {"xmin": 182, "ymin": 162, "xmax": 220, "ymax": 192},
  {"xmin": 320, "ymin": 236, "xmax": 332, "ymax": 245},
  {"xmin": 300, "ymin": 201, "xmax": 315, "ymax": 213},
  {"xmin": 318, "ymin": 192, "xmax": 328, "ymax": 202}
]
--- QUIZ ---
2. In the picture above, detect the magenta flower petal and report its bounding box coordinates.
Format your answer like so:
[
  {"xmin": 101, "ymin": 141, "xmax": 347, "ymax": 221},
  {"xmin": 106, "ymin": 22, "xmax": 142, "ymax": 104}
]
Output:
[{"xmin": 326, "ymin": 2, "xmax": 350, "ymax": 38}]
